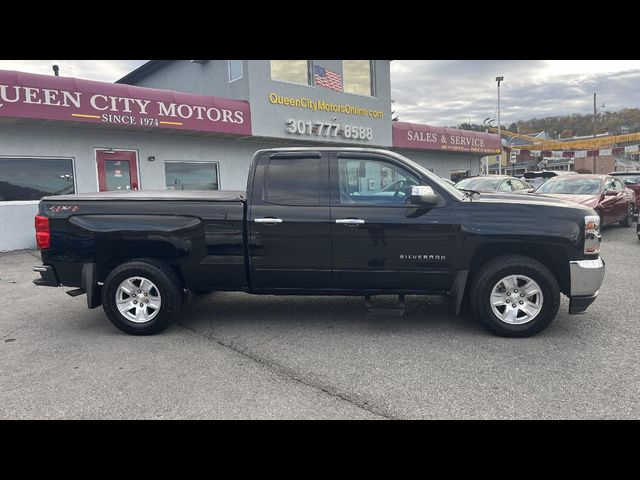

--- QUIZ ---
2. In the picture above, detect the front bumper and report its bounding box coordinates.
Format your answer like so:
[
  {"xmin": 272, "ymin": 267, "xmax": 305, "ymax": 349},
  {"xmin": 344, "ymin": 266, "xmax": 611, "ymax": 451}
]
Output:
[
  {"xmin": 568, "ymin": 258, "xmax": 605, "ymax": 314},
  {"xmin": 32, "ymin": 265, "xmax": 60, "ymax": 287}
]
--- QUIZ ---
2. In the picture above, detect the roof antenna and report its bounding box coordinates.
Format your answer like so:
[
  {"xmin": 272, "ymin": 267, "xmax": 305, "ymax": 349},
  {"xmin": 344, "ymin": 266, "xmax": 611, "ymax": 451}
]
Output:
[{"xmin": 52, "ymin": 65, "xmax": 59, "ymax": 76}]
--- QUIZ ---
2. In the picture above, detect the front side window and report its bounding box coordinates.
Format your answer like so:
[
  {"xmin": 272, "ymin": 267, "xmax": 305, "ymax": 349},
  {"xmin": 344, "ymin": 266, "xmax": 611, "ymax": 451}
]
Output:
[
  {"xmin": 337, "ymin": 158, "xmax": 418, "ymax": 206},
  {"xmin": 265, "ymin": 157, "xmax": 322, "ymax": 205},
  {"xmin": 342, "ymin": 60, "xmax": 373, "ymax": 96},
  {"xmin": 0, "ymin": 157, "xmax": 74, "ymax": 201},
  {"xmin": 165, "ymin": 162, "xmax": 219, "ymax": 190},
  {"xmin": 228, "ymin": 60, "xmax": 243, "ymax": 82},
  {"xmin": 498, "ymin": 180, "xmax": 512, "ymax": 192},
  {"xmin": 604, "ymin": 178, "xmax": 618, "ymax": 191},
  {"xmin": 270, "ymin": 60, "xmax": 310, "ymax": 85},
  {"xmin": 510, "ymin": 179, "xmax": 526, "ymax": 191}
]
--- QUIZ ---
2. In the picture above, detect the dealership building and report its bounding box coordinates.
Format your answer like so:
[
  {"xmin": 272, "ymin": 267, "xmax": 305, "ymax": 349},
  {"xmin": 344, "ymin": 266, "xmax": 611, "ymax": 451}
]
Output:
[{"xmin": 0, "ymin": 60, "xmax": 500, "ymax": 251}]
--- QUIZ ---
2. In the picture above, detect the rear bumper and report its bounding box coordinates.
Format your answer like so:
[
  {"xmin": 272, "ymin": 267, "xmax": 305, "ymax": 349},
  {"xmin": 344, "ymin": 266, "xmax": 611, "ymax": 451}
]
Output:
[
  {"xmin": 32, "ymin": 265, "xmax": 60, "ymax": 287},
  {"xmin": 568, "ymin": 258, "xmax": 605, "ymax": 315}
]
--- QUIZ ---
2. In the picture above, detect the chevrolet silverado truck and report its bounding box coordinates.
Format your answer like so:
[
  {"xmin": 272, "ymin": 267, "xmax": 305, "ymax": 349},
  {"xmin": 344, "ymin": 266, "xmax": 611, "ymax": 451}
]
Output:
[{"xmin": 32, "ymin": 147, "xmax": 605, "ymax": 337}]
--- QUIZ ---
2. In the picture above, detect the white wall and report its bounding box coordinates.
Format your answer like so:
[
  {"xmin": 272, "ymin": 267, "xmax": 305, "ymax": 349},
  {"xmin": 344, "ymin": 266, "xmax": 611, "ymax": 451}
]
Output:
[{"xmin": 0, "ymin": 202, "xmax": 38, "ymax": 251}]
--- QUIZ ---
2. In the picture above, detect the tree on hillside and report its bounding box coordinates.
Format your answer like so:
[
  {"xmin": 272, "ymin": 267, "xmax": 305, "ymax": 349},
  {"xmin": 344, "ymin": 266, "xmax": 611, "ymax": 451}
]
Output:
[{"xmin": 512, "ymin": 107, "xmax": 640, "ymax": 137}]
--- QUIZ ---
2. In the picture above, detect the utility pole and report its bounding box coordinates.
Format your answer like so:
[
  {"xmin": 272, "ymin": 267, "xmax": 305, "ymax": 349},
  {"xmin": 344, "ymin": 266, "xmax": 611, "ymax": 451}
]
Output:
[
  {"xmin": 496, "ymin": 76, "xmax": 504, "ymax": 175},
  {"xmin": 593, "ymin": 93, "xmax": 597, "ymax": 138}
]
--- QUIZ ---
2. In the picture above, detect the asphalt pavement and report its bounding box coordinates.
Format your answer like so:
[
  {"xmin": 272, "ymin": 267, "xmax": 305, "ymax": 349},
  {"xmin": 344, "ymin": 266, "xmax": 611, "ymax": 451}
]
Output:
[{"xmin": 1, "ymin": 224, "xmax": 639, "ymax": 419}]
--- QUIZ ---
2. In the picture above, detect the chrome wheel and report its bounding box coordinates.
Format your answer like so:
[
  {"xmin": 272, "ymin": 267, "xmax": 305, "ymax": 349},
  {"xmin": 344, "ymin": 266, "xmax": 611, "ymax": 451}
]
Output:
[
  {"xmin": 489, "ymin": 274, "xmax": 543, "ymax": 325},
  {"xmin": 115, "ymin": 276, "xmax": 162, "ymax": 323}
]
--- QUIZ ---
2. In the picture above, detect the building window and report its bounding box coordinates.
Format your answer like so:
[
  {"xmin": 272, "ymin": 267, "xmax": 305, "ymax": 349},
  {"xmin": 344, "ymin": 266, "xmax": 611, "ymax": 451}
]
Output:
[
  {"xmin": 0, "ymin": 157, "xmax": 75, "ymax": 201},
  {"xmin": 228, "ymin": 60, "xmax": 243, "ymax": 82},
  {"xmin": 270, "ymin": 60, "xmax": 311, "ymax": 86},
  {"xmin": 165, "ymin": 161, "xmax": 219, "ymax": 190},
  {"xmin": 343, "ymin": 60, "xmax": 374, "ymax": 96}
]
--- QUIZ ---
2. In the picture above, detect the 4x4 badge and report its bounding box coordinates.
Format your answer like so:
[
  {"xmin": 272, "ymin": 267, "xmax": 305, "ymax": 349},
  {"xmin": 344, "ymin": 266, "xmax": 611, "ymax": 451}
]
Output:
[{"xmin": 49, "ymin": 205, "xmax": 80, "ymax": 213}]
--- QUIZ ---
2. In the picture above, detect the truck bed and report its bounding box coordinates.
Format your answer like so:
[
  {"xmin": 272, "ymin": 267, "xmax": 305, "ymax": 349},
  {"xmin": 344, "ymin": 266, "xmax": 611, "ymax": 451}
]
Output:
[
  {"xmin": 43, "ymin": 190, "xmax": 246, "ymax": 202},
  {"xmin": 39, "ymin": 189, "xmax": 248, "ymax": 291}
]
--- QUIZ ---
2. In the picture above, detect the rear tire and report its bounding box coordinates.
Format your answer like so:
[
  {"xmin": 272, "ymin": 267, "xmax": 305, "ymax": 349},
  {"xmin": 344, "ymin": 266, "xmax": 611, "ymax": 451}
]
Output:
[
  {"xmin": 469, "ymin": 255, "xmax": 560, "ymax": 337},
  {"xmin": 620, "ymin": 204, "xmax": 634, "ymax": 227},
  {"xmin": 102, "ymin": 259, "xmax": 182, "ymax": 335}
]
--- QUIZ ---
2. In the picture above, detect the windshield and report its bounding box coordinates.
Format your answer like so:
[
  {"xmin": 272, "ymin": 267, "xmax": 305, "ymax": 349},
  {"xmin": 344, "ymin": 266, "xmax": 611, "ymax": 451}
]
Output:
[
  {"xmin": 535, "ymin": 177, "xmax": 602, "ymax": 195},
  {"xmin": 456, "ymin": 177, "xmax": 501, "ymax": 191},
  {"xmin": 614, "ymin": 174, "xmax": 640, "ymax": 185},
  {"xmin": 389, "ymin": 152, "xmax": 466, "ymax": 200}
]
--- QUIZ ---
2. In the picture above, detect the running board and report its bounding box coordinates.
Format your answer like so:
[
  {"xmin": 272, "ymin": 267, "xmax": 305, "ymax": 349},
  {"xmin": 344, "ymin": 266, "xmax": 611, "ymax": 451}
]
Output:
[
  {"xmin": 364, "ymin": 294, "xmax": 405, "ymax": 316},
  {"xmin": 66, "ymin": 288, "xmax": 86, "ymax": 297}
]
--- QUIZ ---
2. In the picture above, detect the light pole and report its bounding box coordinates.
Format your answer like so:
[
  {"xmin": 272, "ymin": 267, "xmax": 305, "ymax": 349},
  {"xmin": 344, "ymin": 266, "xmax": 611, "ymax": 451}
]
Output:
[
  {"xmin": 496, "ymin": 76, "xmax": 504, "ymax": 175},
  {"xmin": 482, "ymin": 117, "xmax": 495, "ymax": 175}
]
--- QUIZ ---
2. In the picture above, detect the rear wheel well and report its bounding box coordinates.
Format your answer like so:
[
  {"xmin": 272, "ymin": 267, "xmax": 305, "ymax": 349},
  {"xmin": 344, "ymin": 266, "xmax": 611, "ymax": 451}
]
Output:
[
  {"xmin": 467, "ymin": 244, "xmax": 570, "ymax": 295},
  {"xmin": 97, "ymin": 241, "xmax": 185, "ymax": 287}
]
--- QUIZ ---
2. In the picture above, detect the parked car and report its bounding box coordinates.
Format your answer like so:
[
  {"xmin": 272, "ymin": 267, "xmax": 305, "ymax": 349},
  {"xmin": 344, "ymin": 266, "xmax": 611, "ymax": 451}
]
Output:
[
  {"xmin": 522, "ymin": 170, "xmax": 577, "ymax": 189},
  {"xmin": 608, "ymin": 171, "xmax": 640, "ymax": 215},
  {"xmin": 375, "ymin": 177, "xmax": 454, "ymax": 198},
  {"xmin": 32, "ymin": 147, "xmax": 605, "ymax": 338},
  {"xmin": 455, "ymin": 175, "xmax": 534, "ymax": 193},
  {"xmin": 534, "ymin": 174, "xmax": 636, "ymax": 227},
  {"xmin": 373, "ymin": 178, "xmax": 419, "ymax": 197}
]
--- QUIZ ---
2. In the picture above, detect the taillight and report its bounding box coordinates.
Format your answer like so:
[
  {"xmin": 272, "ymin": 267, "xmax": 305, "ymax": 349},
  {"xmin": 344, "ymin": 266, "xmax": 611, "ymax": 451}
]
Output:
[
  {"xmin": 35, "ymin": 215, "xmax": 50, "ymax": 249},
  {"xmin": 584, "ymin": 214, "xmax": 600, "ymax": 255}
]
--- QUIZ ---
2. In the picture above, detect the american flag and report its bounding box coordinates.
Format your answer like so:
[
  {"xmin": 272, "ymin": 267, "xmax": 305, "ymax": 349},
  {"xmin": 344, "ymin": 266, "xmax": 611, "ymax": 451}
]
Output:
[{"xmin": 314, "ymin": 65, "xmax": 342, "ymax": 92}]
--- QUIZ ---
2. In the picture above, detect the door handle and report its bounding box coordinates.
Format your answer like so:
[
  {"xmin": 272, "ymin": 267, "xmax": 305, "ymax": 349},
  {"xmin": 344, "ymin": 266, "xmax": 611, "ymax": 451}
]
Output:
[
  {"xmin": 254, "ymin": 217, "xmax": 283, "ymax": 224},
  {"xmin": 335, "ymin": 218, "xmax": 365, "ymax": 225}
]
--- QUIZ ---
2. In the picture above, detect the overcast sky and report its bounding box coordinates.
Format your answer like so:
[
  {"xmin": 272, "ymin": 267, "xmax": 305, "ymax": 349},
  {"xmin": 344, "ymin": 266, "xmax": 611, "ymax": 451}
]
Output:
[{"xmin": 2, "ymin": 60, "xmax": 639, "ymax": 127}]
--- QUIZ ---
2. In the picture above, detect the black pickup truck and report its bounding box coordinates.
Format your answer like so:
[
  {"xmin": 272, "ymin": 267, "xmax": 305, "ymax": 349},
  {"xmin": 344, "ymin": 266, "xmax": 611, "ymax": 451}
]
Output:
[{"xmin": 32, "ymin": 147, "xmax": 605, "ymax": 337}]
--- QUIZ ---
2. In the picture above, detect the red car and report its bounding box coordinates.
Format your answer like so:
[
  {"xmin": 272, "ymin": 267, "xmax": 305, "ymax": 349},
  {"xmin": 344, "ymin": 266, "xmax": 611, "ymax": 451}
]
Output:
[
  {"xmin": 608, "ymin": 171, "xmax": 640, "ymax": 214},
  {"xmin": 534, "ymin": 174, "xmax": 636, "ymax": 227}
]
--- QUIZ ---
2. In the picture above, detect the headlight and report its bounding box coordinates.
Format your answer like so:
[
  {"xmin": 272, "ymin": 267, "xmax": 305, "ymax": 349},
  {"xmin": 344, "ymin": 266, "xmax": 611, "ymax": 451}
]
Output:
[{"xmin": 584, "ymin": 214, "xmax": 601, "ymax": 255}]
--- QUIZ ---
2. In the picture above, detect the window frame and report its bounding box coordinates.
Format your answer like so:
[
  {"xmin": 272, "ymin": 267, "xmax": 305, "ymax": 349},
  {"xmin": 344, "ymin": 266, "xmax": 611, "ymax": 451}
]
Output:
[
  {"xmin": 342, "ymin": 60, "xmax": 375, "ymax": 97},
  {"xmin": 270, "ymin": 60, "xmax": 313, "ymax": 87},
  {"xmin": 228, "ymin": 60, "xmax": 243, "ymax": 83},
  {"xmin": 163, "ymin": 160, "xmax": 221, "ymax": 191},
  {"xmin": 0, "ymin": 155, "xmax": 76, "ymax": 205}
]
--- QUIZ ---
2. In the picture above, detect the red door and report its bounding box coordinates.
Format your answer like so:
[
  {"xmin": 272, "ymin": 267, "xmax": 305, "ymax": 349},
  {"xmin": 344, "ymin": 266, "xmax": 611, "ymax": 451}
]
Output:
[{"xmin": 96, "ymin": 149, "xmax": 139, "ymax": 192}]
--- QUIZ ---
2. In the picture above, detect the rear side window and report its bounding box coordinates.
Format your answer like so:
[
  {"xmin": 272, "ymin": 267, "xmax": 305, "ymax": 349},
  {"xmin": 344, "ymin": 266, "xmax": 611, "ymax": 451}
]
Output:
[{"xmin": 265, "ymin": 157, "xmax": 322, "ymax": 205}]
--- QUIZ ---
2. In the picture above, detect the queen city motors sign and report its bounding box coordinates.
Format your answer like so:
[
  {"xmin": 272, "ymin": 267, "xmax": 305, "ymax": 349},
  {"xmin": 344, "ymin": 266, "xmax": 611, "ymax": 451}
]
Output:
[
  {"xmin": 0, "ymin": 70, "xmax": 251, "ymax": 135},
  {"xmin": 392, "ymin": 122, "xmax": 501, "ymax": 154}
]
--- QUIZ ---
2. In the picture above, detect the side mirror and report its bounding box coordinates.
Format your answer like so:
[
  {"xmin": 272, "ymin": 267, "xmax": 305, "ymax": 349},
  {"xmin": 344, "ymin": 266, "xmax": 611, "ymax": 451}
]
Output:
[
  {"xmin": 604, "ymin": 190, "xmax": 618, "ymax": 196},
  {"xmin": 410, "ymin": 185, "xmax": 439, "ymax": 206}
]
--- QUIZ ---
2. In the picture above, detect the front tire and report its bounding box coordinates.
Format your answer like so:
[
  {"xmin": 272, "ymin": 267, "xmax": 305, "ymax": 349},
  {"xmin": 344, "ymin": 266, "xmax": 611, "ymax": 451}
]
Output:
[
  {"xmin": 102, "ymin": 259, "xmax": 182, "ymax": 335},
  {"xmin": 469, "ymin": 255, "xmax": 560, "ymax": 337}
]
